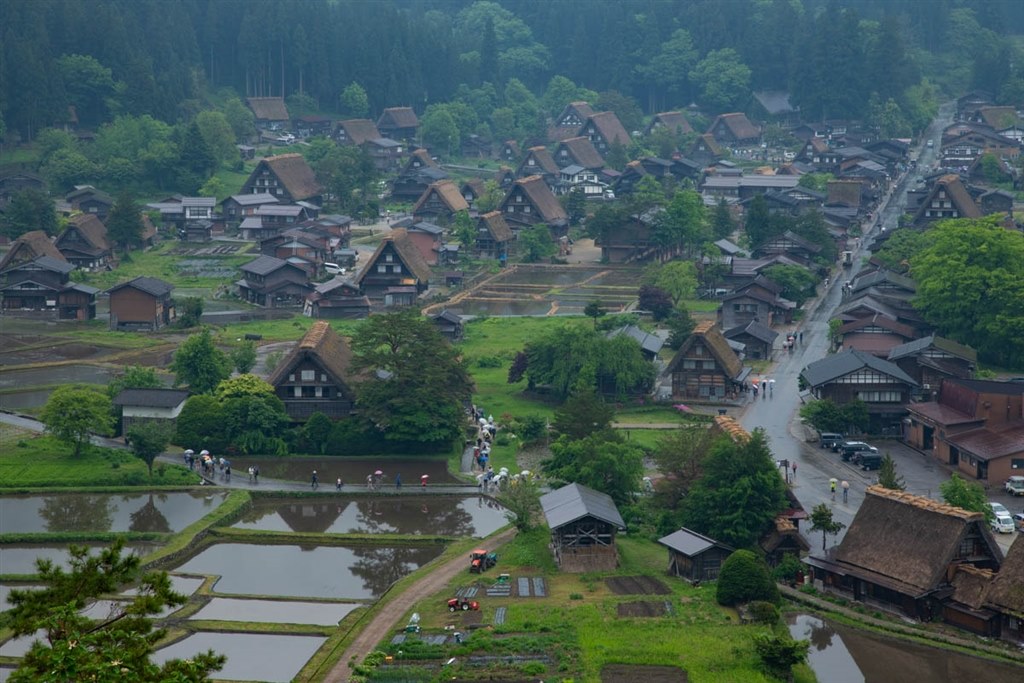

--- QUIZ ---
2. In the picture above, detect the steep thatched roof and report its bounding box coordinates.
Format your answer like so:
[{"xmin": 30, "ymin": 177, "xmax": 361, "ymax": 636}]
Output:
[
  {"xmin": 337, "ymin": 119, "xmax": 381, "ymax": 145},
  {"xmin": 479, "ymin": 211, "xmax": 513, "ymax": 242},
  {"xmin": 759, "ymin": 516, "xmax": 810, "ymax": 556},
  {"xmin": 647, "ymin": 111, "xmax": 693, "ymax": 135},
  {"xmin": 711, "ymin": 415, "xmax": 749, "ymax": 443},
  {"xmin": 831, "ymin": 486, "xmax": 1000, "ymax": 596},
  {"xmin": 666, "ymin": 321, "xmax": 744, "ymax": 380},
  {"xmin": 412, "ymin": 180, "xmax": 469, "ymax": 215},
  {"xmin": 709, "ymin": 112, "xmax": 760, "ymax": 140},
  {"xmin": 60, "ymin": 213, "xmax": 111, "ymax": 253},
  {"xmin": 984, "ymin": 535, "xmax": 1024, "ymax": 616},
  {"xmin": 519, "ymin": 146, "xmax": 560, "ymax": 176},
  {"xmin": 951, "ymin": 565, "xmax": 996, "ymax": 610},
  {"xmin": 584, "ymin": 111, "xmax": 630, "ymax": 146},
  {"xmin": 511, "ymin": 175, "xmax": 568, "ymax": 224},
  {"xmin": 556, "ymin": 136, "xmax": 605, "ymax": 170},
  {"xmin": 378, "ymin": 107, "xmax": 419, "ymax": 129},
  {"xmin": 0, "ymin": 230, "xmax": 65, "ymax": 271},
  {"xmin": 260, "ymin": 154, "xmax": 322, "ymax": 201},
  {"xmin": 247, "ymin": 97, "xmax": 289, "ymax": 121},
  {"xmin": 354, "ymin": 228, "xmax": 431, "ymax": 286},
  {"xmin": 267, "ymin": 320, "xmax": 354, "ymax": 390}
]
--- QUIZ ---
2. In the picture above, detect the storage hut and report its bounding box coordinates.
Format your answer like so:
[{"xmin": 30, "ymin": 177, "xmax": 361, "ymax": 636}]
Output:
[
  {"xmin": 658, "ymin": 528, "xmax": 734, "ymax": 583},
  {"xmin": 540, "ymin": 483, "xmax": 625, "ymax": 572}
]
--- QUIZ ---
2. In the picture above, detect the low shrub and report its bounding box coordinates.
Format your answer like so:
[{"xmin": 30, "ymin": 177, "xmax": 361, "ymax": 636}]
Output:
[
  {"xmin": 716, "ymin": 549, "xmax": 780, "ymax": 606},
  {"xmin": 747, "ymin": 600, "xmax": 780, "ymax": 624}
]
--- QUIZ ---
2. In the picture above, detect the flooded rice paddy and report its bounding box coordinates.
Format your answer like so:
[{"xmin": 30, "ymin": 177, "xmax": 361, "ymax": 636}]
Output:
[
  {"xmin": 788, "ymin": 613, "xmax": 1024, "ymax": 682},
  {"xmin": 0, "ymin": 543, "xmax": 159, "ymax": 575},
  {"xmin": 0, "ymin": 491, "xmax": 231, "ymax": 534},
  {"xmin": 154, "ymin": 632, "xmax": 327, "ymax": 683},
  {"xmin": 190, "ymin": 597, "xmax": 358, "ymax": 625},
  {"xmin": 223, "ymin": 456, "xmax": 461, "ymax": 484},
  {"xmin": 232, "ymin": 495, "xmax": 507, "ymax": 537},
  {"xmin": 173, "ymin": 542, "xmax": 443, "ymax": 599}
]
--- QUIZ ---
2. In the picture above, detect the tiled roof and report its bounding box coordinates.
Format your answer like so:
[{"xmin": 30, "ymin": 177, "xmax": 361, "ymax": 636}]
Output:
[
  {"xmin": 226, "ymin": 193, "xmax": 279, "ymax": 207},
  {"xmin": 241, "ymin": 255, "xmax": 294, "ymax": 276},
  {"xmin": 106, "ymin": 276, "xmax": 174, "ymax": 298},
  {"xmin": 947, "ymin": 423, "xmax": 1024, "ymax": 461},
  {"xmin": 888, "ymin": 335, "xmax": 977, "ymax": 364},
  {"xmin": 801, "ymin": 348, "xmax": 917, "ymax": 388},
  {"xmin": 113, "ymin": 388, "xmax": 188, "ymax": 408}
]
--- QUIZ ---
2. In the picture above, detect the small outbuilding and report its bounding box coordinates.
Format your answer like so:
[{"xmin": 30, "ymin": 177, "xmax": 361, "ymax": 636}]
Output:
[
  {"xmin": 540, "ymin": 483, "xmax": 625, "ymax": 573},
  {"xmin": 658, "ymin": 528, "xmax": 734, "ymax": 583},
  {"xmin": 113, "ymin": 388, "xmax": 189, "ymax": 435}
]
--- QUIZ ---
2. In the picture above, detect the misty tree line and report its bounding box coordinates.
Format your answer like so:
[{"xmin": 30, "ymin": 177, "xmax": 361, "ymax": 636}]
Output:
[{"xmin": 3, "ymin": 0, "xmax": 1024, "ymax": 143}]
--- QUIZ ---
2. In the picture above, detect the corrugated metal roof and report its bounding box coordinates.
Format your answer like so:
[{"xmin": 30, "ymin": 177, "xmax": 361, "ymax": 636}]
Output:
[
  {"xmin": 539, "ymin": 483, "xmax": 625, "ymax": 530},
  {"xmin": 658, "ymin": 528, "xmax": 731, "ymax": 556}
]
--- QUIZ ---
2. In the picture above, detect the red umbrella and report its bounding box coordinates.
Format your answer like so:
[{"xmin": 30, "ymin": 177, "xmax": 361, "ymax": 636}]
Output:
[{"xmin": 673, "ymin": 404, "xmax": 693, "ymax": 413}]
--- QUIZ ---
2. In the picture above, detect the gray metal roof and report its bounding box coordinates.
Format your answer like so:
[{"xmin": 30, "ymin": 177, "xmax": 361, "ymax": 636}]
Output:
[
  {"xmin": 658, "ymin": 528, "xmax": 732, "ymax": 556},
  {"xmin": 107, "ymin": 276, "xmax": 174, "ymax": 297},
  {"xmin": 539, "ymin": 483, "xmax": 625, "ymax": 530},
  {"xmin": 801, "ymin": 349, "xmax": 918, "ymax": 388},
  {"xmin": 113, "ymin": 388, "xmax": 188, "ymax": 408},
  {"xmin": 606, "ymin": 325, "xmax": 663, "ymax": 356},
  {"xmin": 241, "ymin": 255, "xmax": 290, "ymax": 276}
]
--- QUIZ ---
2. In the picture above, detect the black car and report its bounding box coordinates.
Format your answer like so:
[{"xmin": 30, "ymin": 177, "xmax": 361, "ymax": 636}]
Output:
[{"xmin": 839, "ymin": 442, "xmax": 877, "ymax": 462}]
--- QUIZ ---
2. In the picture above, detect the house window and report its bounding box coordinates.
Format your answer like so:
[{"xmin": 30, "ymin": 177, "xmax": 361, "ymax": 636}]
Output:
[
  {"xmin": 523, "ymin": 206, "xmax": 531, "ymax": 213},
  {"xmin": 506, "ymin": 206, "xmax": 514, "ymax": 213},
  {"xmin": 293, "ymin": 386, "xmax": 302, "ymax": 397},
  {"xmin": 516, "ymin": 194, "xmax": 522, "ymax": 202},
  {"xmin": 528, "ymin": 158, "xmax": 535, "ymax": 166},
  {"xmin": 321, "ymin": 374, "xmax": 327, "ymax": 382},
  {"xmin": 683, "ymin": 360, "xmax": 696, "ymax": 369},
  {"xmin": 301, "ymin": 370, "xmax": 315, "ymax": 381},
  {"xmin": 702, "ymin": 360, "xmax": 716, "ymax": 370},
  {"xmin": 385, "ymin": 253, "xmax": 393, "ymax": 262},
  {"xmin": 288, "ymin": 374, "xmax": 295, "ymax": 381},
  {"xmin": 1012, "ymin": 459, "xmax": 1024, "ymax": 470},
  {"xmin": 378, "ymin": 264, "xmax": 387, "ymax": 273}
]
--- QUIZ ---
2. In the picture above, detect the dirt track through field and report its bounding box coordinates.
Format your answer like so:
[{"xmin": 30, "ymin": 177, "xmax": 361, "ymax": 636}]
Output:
[{"xmin": 322, "ymin": 526, "xmax": 518, "ymax": 682}]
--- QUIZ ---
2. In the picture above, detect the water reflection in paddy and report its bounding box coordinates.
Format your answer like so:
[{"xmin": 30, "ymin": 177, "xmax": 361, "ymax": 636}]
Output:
[
  {"xmin": 0, "ymin": 491, "xmax": 231, "ymax": 534},
  {"xmin": 190, "ymin": 598, "xmax": 358, "ymax": 625},
  {"xmin": 232, "ymin": 495, "xmax": 507, "ymax": 537},
  {"xmin": 225, "ymin": 456, "xmax": 460, "ymax": 484},
  {"xmin": 0, "ymin": 543, "xmax": 158, "ymax": 575},
  {"xmin": 174, "ymin": 543, "xmax": 442, "ymax": 599},
  {"xmin": 155, "ymin": 632, "xmax": 326, "ymax": 683}
]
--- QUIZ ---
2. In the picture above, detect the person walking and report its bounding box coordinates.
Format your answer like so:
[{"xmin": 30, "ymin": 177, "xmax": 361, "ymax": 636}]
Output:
[
  {"xmin": 311, "ymin": 470, "xmax": 319, "ymax": 489},
  {"xmin": 336, "ymin": 477, "xmax": 343, "ymax": 491},
  {"xmin": 830, "ymin": 479, "xmax": 837, "ymax": 501},
  {"xmin": 842, "ymin": 480, "xmax": 850, "ymax": 504},
  {"xmin": 395, "ymin": 473, "xmax": 402, "ymax": 489},
  {"xmin": 791, "ymin": 461, "xmax": 797, "ymax": 481},
  {"xmin": 253, "ymin": 465, "xmax": 259, "ymax": 484}
]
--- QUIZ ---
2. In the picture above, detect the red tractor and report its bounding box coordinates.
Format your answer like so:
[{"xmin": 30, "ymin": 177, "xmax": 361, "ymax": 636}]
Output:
[
  {"xmin": 447, "ymin": 597, "xmax": 480, "ymax": 612},
  {"xmin": 469, "ymin": 549, "xmax": 497, "ymax": 573}
]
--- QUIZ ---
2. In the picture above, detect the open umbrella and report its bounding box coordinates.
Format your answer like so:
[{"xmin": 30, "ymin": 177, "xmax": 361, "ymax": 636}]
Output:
[
  {"xmin": 673, "ymin": 404, "xmax": 692, "ymax": 413},
  {"xmin": 184, "ymin": 449, "xmax": 194, "ymax": 455},
  {"xmin": 420, "ymin": 474, "xmax": 429, "ymax": 480},
  {"xmin": 374, "ymin": 470, "xmax": 383, "ymax": 476},
  {"xmin": 829, "ymin": 477, "xmax": 838, "ymax": 485},
  {"xmin": 200, "ymin": 450, "xmax": 210, "ymax": 456}
]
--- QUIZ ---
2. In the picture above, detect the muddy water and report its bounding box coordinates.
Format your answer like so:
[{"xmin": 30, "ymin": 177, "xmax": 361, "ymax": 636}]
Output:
[
  {"xmin": 0, "ymin": 543, "xmax": 159, "ymax": 576},
  {"xmin": 173, "ymin": 542, "xmax": 443, "ymax": 599},
  {"xmin": 190, "ymin": 597, "xmax": 359, "ymax": 625},
  {"xmin": 788, "ymin": 613, "xmax": 1024, "ymax": 682},
  {"xmin": 231, "ymin": 495, "xmax": 507, "ymax": 537},
  {"xmin": 0, "ymin": 491, "xmax": 230, "ymax": 534},
  {"xmin": 224, "ymin": 456, "xmax": 460, "ymax": 484},
  {"xmin": 154, "ymin": 632, "xmax": 327, "ymax": 683}
]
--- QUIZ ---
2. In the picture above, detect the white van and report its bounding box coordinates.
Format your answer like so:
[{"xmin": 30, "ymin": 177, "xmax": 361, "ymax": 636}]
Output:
[
  {"xmin": 324, "ymin": 263, "xmax": 345, "ymax": 275},
  {"xmin": 990, "ymin": 503, "xmax": 1015, "ymax": 533}
]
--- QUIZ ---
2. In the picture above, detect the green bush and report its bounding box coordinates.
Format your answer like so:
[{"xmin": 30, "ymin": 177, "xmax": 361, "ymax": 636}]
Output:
[
  {"xmin": 747, "ymin": 600, "xmax": 780, "ymax": 624},
  {"xmin": 716, "ymin": 549, "xmax": 780, "ymax": 606},
  {"xmin": 476, "ymin": 355, "xmax": 504, "ymax": 368},
  {"xmin": 771, "ymin": 553, "xmax": 804, "ymax": 584}
]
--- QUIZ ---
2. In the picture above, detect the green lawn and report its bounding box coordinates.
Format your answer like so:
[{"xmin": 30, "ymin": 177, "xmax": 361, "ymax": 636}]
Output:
[
  {"xmin": 0, "ymin": 430, "xmax": 196, "ymax": 488},
  {"xmin": 78, "ymin": 241, "xmax": 256, "ymax": 293}
]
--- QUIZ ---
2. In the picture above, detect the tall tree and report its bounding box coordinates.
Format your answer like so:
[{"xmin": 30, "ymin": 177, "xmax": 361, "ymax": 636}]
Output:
[
  {"xmin": 546, "ymin": 432, "xmax": 644, "ymax": 506},
  {"xmin": 0, "ymin": 188, "xmax": 60, "ymax": 238},
  {"xmin": 809, "ymin": 503, "xmax": 846, "ymax": 550},
  {"xmin": 682, "ymin": 429, "xmax": 787, "ymax": 548},
  {"xmin": 339, "ymin": 82, "xmax": 370, "ymax": 118},
  {"xmin": 877, "ymin": 453, "xmax": 906, "ymax": 491},
  {"xmin": 40, "ymin": 386, "xmax": 113, "ymax": 457},
  {"xmin": 351, "ymin": 309, "xmax": 474, "ymax": 446},
  {"xmin": 170, "ymin": 329, "xmax": 231, "ymax": 394},
  {"xmin": 689, "ymin": 48, "xmax": 751, "ymax": 112},
  {"xmin": 127, "ymin": 422, "xmax": 173, "ymax": 477},
  {"xmin": 105, "ymin": 191, "xmax": 144, "ymax": 252},
  {"xmin": 6, "ymin": 540, "xmax": 223, "ymax": 682},
  {"xmin": 551, "ymin": 389, "xmax": 614, "ymax": 440},
  {"xmin": 940, "ymin": 474, "xmax": 993, "ymax": 522}
]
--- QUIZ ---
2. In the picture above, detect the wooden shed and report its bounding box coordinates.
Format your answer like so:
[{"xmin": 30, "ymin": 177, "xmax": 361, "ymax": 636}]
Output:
[
  {"xmin": 540, "ymin": 483, "xmax": 625, "ymax": 573},
  {"xmin": 658, "ymin": 528, "xmax": 734, "ymax": 583}
]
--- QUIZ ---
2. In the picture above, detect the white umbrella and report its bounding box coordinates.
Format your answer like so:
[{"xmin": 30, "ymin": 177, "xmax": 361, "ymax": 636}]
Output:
[
  {"xmin": 184, "ymin": 449, "xmax": 194, "ymax": 455},
  {"xmin": 374, "ymin": 470, "xmax": 384, "ymax": 476},
  {"xmin": 200, "ymin": 450, "xmax": 209, "ymax": 456}
]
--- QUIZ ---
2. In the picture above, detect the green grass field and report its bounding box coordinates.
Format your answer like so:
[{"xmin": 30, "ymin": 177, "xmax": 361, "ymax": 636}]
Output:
[{"xmin": 0, "ymin": 429, "xmax": 196, "ymax": 488}]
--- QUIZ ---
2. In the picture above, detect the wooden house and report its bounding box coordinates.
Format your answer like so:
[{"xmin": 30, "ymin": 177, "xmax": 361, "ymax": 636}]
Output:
[
  {"xmin": 805, "ymin": 486, "xmax": 1003, "ymax": 621},
  {"xmin": 596, "ymin": 208, "xmax": 659, "ymax": 263},
  {"xmin": 801, "ymin": 349, "xmax": 918, "ymax": 433},
  {"xmin": 405, "ymin": 221, "xmax": 445, "ymax": 266},
  {"xmin": 106, "ymin": 276, "xmax": 175, "ymax": 330},
  {"xmin": 475, "ymin": 211, "xmax": 514, "ymax": 261},
  {"xmin": 335, "ymin": 119, "xmax": 381, "ymax": 146},
  {"xmin": 499, "ymin": 175, "xmax": 569, "ymax": 238},
  {"xmin": 377, "ymin": 107, "xmax": 419, "ymax": 141},
  {"xmin": 391, "ymin": 150, "xmax": 447, "ymax": 200},
  {"xmin": 554, "ymin": 136, "xmax": 605, "ymax": 170},
  {"xmin": 658, "ymin": 528, "xmax": 734, "ymax": 583},
  {"xmin": 181, "ymin": 220, "xmax": 213, "ymax": 243},
  {"xmin": 548, "ymin": 101, "xmax": 595, "ymax": 142},
  {"xmin": 499, "ymin": 140, "xmax": 521, "ymax": 162},
  {"xmin": 688, "ymin": 133, "xmax": 724, "ymax": 164},
  {"xmin": 888, "ymin": 335, "xmax": 977, "ymax": 395},
  {"xmin": 260, "ymin": 228, "xmax": 330, "ymax": 270},
  {"xmin": 354, "ymin": 228, "xmax": 431, "ymax": 305},
  {"xmin": 0, "ymin": 230, "xmax": 63, "ymax": 271},
  {"xmin": 979, "ymin": 539, "xmax": 1024, "ymax": 642},
  {"xmin": 236, "ymin": 255, "xmax": 311, "ymax": 308},
  {"xmin": 411, "ymin": 180, "xmax": 469, "ymax": 225},
  {"xmin": 912, "ymin": 174, "xmax": 981, "ymax": 227},
  {"xmin": 268, "ymin": 321, "xmax": 357, "ymax": 421},
  {"xmin": 304, "ymin": 279, "xmax": 370, "ymax": 320},
  {"xmin": 430, "ymin": 309, "xmax": 464, "ymax": 342},
  {"xmin": 540, "ymin": 483, "xmax": 625, "ymax": 573},
  {"xmin": 293, "ymin": 114, "xmax": 333, "ymax": 138},
  {"xmin": 707, "ymin": 113, "xmax": 760, "ymax": 146},
  {"xmin": 752, "ymin": 230, "xmax": 822, "ymax": 266},
  {"xmin": 665, "ymin": 321, "xmax": 750, "ymax": 401},
  {"xmin": 835, "ymin": 314, "xmax": 919, "ymax": 358},
  {"xmin": 220, "ymin": 193, "xmax": 279, "ymax": 224},
  {"xmin": 644, "ymin": 111, "xmax": 693, "ymax": 138},
  {"xmin": 362, "ymin": 137, "xmax": 405, "ymax": 172},
  {"xmin": 516, "ymin": 146, "xmax": 560, "ymax": 184},
  {"xmin": 719, "ymin": 286, "xmax": 795, "ymax": 330},
  {"xmin": 723, "ymin": 320, "xmax": 778, "ymax": 361},
  {"xmin": 246, "ymin": 97, "xmax": 290, "ymax": 129},
  {"xmin": 240, "ymin": 154, "xmax": 323, "ymax": 205},
  {"xmin": 460, "ymin": 178, "xmax": 486, "ymax": 206},
  {"xmin": 759, "ymin": 515, "xmax": 810, "ymax": 568},
  {"xmin": 906, "ymin": 378, "xmax": 1024, "ymax": 484},
  {"xmin": 0, "ymin": 255, "xmax": 96, "ymax": 320},
  {"xmin": 578, "ymin": 112, "xmax": 630, "ymax": 157},
  {"xmin": 0, "ymin": 170, "xmax": 46, "ymax": 207},
  {"xmin": 606, "ymin": 324, "xmax": 663, "ymax": 361},
  {"xmin": 65, "ymin": 185, "xmax": 113, "ymax": 222},
  {"xmin": 113, "ymin": 388, "xmax": 189, "ymax": 436}
]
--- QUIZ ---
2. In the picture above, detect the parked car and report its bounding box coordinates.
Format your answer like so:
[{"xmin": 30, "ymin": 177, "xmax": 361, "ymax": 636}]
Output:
[
  {"xmin": 1005, "ymin": 475, "xmax": 1024, "ymax": 496},
  {"xmin": 989, "ymin": 504, "xmax": 1015, "ymax": 534},
  {"xmin": 1013, "ymin": 513, "xmax": 1024, "ymax": 532},
  {"xmin": 859, "ymin": 453, "xmax": 883, "ymax": 471},
  {"xmin": 819, "ymin": 433, "xmax": 844, "ymax": 450},
  {"xmin": 839, "ymin": 442, "xmax": 877, "ymax": 462}
]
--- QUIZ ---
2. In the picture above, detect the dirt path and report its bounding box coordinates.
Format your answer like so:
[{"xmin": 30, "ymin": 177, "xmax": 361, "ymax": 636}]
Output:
[{"xmin": 323, "ymin": 526, "xmax": 518, "ymax": 682}]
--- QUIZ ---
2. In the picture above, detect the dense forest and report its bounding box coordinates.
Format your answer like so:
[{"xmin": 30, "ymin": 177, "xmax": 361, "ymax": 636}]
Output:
[{"xmin": 2, "ymin": 0, "xmax": 1023, "ymax": 143}]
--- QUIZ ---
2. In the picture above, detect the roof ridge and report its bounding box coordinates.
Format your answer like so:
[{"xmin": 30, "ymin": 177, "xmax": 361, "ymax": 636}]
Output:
[{"xmin": 865, "ymin": 484, "xmax": 981, "ymax": 520}]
